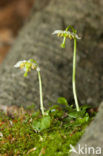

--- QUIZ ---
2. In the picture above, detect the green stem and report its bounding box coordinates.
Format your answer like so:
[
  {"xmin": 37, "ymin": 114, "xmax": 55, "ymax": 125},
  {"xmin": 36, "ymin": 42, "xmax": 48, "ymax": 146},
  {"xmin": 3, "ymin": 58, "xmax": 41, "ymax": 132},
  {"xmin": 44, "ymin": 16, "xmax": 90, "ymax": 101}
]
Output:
[
  {"xmin": 72, "ymin": 39, "xmax": 80, "ymax": 111},
  {"xmin": 38, "ymin": 71, "xmax": 45, "ymax": 116},
  {"xmin": 66, "ymin": 25, "xmax": 76, "ymax": 33}
]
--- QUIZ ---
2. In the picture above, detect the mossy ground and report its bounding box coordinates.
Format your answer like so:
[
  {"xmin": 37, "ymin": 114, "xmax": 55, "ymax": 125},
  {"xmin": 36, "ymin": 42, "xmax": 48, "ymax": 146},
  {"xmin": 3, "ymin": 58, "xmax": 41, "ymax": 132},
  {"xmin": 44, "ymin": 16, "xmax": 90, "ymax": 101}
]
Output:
[{"xmin": 0, "ymin": 104, "xmax": 95, "ymax": 156}]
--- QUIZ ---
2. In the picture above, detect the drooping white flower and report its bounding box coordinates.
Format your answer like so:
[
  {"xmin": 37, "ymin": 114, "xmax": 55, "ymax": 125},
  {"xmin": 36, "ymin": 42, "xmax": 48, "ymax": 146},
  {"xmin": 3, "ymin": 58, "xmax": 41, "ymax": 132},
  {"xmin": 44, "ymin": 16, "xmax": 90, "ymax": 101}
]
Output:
[
  {"xmin": 52, "ymin": 30, "xmax": 81, "ymax": 40},
  {"xmin": 52, "ymin": 28, "xmax": 81, "ymax": 48},
  {"xmin": 14, "ymin": 59, "xmax": 40, "ymax": 77}
]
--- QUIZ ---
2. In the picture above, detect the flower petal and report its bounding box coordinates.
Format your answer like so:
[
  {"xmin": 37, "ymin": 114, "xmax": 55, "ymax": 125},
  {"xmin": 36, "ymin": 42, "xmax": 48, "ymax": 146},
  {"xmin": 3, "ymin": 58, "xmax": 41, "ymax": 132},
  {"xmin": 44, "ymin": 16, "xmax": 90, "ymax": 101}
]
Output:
[
  {"xmin": 75, "ymin": 34, "xmax": 81, "ymax": 40},
  {"xmin": 14, "ymin": 60, "xmax": 26, "ymax": 68},
  {"xmin": 52, "ymin": 30, "xmax": 64, "ymax": 35}
]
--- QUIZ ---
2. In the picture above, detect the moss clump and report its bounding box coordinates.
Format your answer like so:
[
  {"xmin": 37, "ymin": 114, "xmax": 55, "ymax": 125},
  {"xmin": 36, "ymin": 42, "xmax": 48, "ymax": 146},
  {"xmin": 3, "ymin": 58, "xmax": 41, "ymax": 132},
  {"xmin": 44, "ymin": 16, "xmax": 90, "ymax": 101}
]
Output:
[{"xmin": 0, "ymin": 105, "xmax": 95, "ymax": 156}]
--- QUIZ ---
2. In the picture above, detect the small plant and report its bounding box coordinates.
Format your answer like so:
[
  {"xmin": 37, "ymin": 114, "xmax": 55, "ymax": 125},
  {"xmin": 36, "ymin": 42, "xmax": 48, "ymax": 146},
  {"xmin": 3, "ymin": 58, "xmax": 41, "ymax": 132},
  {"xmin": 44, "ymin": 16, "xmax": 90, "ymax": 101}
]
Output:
[
  {"xmin": 14, "ymin": 59, "xmax": 45, "ymax": 116},
  {"xmin": 53, "ymin": 25, "xmax": 81, "ymax": 111}
]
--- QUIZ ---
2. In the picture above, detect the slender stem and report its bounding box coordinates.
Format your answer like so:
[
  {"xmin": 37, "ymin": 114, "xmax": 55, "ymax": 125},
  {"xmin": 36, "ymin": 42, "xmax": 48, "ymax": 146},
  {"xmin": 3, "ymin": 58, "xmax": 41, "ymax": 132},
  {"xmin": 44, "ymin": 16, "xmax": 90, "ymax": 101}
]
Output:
[
  {"xmin": 72, "ymin": 39, "xmax": 80, "ymax": 111},
  {"xmin": 37, "ymin": 71, "xmax": 45, "ymax": 116}
]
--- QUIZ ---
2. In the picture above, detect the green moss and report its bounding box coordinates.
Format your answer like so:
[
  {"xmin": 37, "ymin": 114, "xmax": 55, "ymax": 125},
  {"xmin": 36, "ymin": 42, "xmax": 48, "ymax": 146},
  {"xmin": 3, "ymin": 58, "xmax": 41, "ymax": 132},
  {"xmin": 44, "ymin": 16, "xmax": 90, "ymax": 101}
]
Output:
[{"xmin": 0, "ymin": 105, "xmax": 95, "ymax": 156}]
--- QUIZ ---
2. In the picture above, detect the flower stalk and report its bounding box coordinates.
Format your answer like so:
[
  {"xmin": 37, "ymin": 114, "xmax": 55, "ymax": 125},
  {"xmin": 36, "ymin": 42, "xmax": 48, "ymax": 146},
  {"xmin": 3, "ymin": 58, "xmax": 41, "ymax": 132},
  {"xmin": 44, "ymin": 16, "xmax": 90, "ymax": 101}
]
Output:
[
  {"xmin": 72, "ymin": 39, "xmax": 80, "ymax": 111},
  {"xmin": 53, "ymin": 26, "xmax": 80, "ymax": 111},
  {"xmin": 14, "ymin": 59, "xmax": 45, "ymax": 116},
  {"xmin": 37, "ymin": 70, "xmax": 45, "ymax": 116}
]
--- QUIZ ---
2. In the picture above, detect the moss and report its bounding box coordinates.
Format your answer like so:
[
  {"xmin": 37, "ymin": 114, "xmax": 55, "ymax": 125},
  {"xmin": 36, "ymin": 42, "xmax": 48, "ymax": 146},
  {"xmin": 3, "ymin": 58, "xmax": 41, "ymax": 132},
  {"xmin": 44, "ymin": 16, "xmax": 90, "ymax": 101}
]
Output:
[{"xmin": 0, "ymin": 105, "xmax": 95, "ymax": 156}]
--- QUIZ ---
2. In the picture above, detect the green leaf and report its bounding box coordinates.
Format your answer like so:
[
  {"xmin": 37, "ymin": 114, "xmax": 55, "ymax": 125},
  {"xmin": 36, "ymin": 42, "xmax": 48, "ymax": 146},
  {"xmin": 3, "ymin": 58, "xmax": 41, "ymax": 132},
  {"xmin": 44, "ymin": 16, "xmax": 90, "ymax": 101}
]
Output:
[
  {"xmin": 32, "ymin": 120, "xmax": 41, "ymax": 132},
  {"xmin": 32, "ymin": 111, "xmax": 40, "ymax": 118},
  {"xmin": 69, "ymin": 111, "xmax": 81, "ymax": 118},
  {"xmin": 81, "ymin": 105, "xmax": 91, "ymax": 111},
  {"xmin": 40, "ymin": 116, "xmax": 51, "ymax": 131},
  {"xmin": 49, "ymin": 105, "xmax": 64, "ymax": 118},
  {"xmin": 84, "ymin": 113, "xmax": 89, "ymax": 122},
  {"xmin": 77, "ymin": 114, "xmax": 89, "ymax": 124},
  {"xmin": 57, "ymin": 97, "xmax": 68, "ymax": 107},
  {"xmin": 32, "ymin": 115, "xmax": 51, "ymax": 132}
]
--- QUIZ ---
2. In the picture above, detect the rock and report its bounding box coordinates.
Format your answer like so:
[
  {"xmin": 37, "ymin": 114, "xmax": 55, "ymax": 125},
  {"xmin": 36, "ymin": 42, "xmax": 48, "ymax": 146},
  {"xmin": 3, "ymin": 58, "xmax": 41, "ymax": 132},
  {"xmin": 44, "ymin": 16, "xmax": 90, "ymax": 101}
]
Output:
[{"xmin": 0, "ymin": 0, "xmax": 102, "ymax": 110}]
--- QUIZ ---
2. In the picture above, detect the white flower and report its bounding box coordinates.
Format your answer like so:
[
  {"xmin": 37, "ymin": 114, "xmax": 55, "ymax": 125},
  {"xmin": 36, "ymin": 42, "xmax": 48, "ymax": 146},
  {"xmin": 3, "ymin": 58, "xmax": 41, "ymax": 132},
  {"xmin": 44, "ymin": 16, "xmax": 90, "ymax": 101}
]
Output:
[
  {"xmin": 14, "ymin": 59, "xmax": 40, "ymax": 77},
  {"xmin": 52, "ymin": 30, "xmax": 81, "ymax": 40},
  {"xmin": 14, "ymin": 60, "xmax": 26, "ymax": 68}
]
